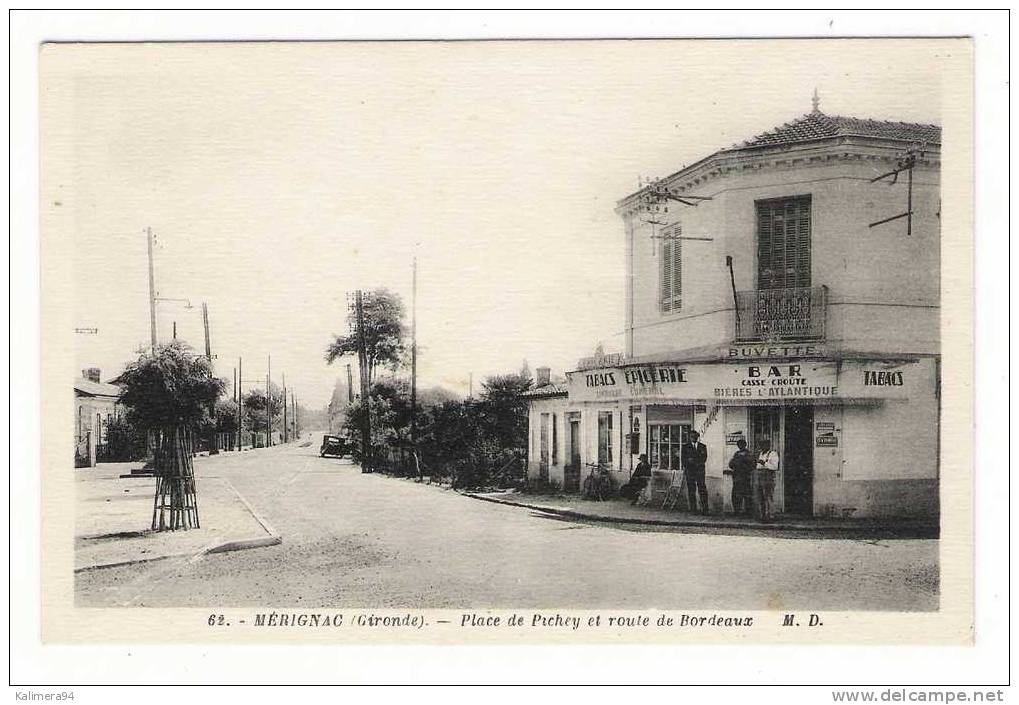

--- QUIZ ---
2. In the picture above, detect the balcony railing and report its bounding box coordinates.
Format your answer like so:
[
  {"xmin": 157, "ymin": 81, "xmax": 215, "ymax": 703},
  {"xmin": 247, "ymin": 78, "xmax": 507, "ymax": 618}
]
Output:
[{"xmin": 734, "ymin": 285, "xmax": 828, "ymax": 343}]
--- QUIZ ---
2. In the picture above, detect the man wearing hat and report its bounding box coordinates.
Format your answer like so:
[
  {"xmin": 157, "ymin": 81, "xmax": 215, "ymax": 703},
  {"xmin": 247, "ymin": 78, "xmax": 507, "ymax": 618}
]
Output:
[{"xmin": 681, "ymin": 430, "xmax": 709, "ymax": 515}]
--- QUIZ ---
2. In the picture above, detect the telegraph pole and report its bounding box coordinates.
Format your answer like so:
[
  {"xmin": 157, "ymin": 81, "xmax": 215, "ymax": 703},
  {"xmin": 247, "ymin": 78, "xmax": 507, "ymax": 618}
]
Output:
[
  {"xmin": 355, "ymin": 290, "xmax": 372, "ymax": 472},
  {"xmin": 346, "ymin": 364, "xmax": 353, "ymax": 404},
  {"xmin": 202, "ymin": 302, "xmax": 218, "ymax": 454},
  {"xmin": 282, "ymin": 372, "xmax": 288, "ymax": 444},
  {"xmin": 410, "ymin": 257, "xmax": 418, "ymax": 450},
  {"xmin": 146, "ymin": 227, "xmax": 157, "ymax": 349},
  {"xmin": 202, "ymin": 302, "xmax": 212, "ymax": 359},
  {"xmin": 232, "ymin": 366, "xmax": 237, "ymax": 451},
  {"xmin": 237, "ymin": 357, "xmax": 243, "ymax": 451},
  {"xmin": 266, "ymin": 355, "xmax": 272, "ymax": 447}
]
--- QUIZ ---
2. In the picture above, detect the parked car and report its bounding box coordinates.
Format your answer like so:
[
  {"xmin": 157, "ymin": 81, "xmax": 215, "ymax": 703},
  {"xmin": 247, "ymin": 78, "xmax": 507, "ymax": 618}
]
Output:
[{"xmin": 319, "ymin": 434, "xmax": 347, "ymax": 458}]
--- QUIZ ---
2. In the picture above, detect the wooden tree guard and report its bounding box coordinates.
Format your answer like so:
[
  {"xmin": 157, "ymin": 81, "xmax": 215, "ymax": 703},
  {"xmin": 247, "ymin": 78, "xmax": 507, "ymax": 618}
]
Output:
[{"xmin": 151, "ymin": 425, "xmax": 201, "ymax": 531}]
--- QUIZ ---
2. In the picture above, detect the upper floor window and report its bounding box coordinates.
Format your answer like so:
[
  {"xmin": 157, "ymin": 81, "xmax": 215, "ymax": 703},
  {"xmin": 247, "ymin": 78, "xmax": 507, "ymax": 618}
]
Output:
[
  {"xmin": 756, "ymin": 195, "xmax": 811, "ymax": 290},
  {"xmin": 659, "ymin": 224, "xmax": 683, "ymax": 313}
]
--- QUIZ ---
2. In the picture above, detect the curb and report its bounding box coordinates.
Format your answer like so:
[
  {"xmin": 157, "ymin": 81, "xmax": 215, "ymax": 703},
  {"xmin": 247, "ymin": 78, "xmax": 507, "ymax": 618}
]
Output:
[
  {"xmin": 75, "ymin": 481, "xmax": 282, "ymax": 573},
  {"xmin": 462, "ymin": 493, "xmax": 939, "ymax": 539},
  {"xmin": 222, "ymin": 478, "xmax": 282, "ymax": 542}
]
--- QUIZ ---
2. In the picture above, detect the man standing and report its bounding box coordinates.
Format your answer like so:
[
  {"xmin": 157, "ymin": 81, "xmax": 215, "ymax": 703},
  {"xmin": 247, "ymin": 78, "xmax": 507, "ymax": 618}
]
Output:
[
  {"xmin": 756, "ymin": 439, "xmax": 780, "ymax": 522},
  {"xmin": 682, "ymin": 430, "xmax": 709, "ymax": 515},
  {"xmin": 725, "ymin": 439, "xmax": 754, "ymax": 516}
]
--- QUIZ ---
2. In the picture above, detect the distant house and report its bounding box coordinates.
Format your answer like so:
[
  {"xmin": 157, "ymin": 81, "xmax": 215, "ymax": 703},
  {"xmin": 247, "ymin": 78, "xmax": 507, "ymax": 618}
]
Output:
[{"xmin": 74, "ymin": 368, "xmax": 123, "ymax": 467}]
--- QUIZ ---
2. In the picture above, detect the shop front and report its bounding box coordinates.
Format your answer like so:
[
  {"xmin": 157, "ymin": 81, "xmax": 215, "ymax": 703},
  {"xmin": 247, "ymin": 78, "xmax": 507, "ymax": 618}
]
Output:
[{"xmin": 563, "ymin": 356, "xmax": 939, "ymax": 519}]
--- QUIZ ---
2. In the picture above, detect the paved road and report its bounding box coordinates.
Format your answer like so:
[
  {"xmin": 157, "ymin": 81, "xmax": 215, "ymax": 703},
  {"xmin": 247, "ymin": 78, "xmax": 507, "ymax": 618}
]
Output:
[{"xmin": 76, "ymin": 438, "xmax": 939, "ymax": 610}]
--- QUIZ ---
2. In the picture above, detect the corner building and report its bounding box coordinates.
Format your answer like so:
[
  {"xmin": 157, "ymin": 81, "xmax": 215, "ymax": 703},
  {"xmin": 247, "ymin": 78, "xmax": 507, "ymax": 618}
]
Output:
[{"xmin": 527, "ymin": 108, "xmax": 940, "ymax": 520}]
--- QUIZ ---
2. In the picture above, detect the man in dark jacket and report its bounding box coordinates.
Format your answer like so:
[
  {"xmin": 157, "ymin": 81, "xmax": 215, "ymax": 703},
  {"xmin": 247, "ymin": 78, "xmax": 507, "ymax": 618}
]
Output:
[
  {"xmin": 681, "ymin": 430, "xmax": 709, "ymax": 515},
  {"xmin": 725, "ymin": 439, "xmax": 754, "ymax": 516}
]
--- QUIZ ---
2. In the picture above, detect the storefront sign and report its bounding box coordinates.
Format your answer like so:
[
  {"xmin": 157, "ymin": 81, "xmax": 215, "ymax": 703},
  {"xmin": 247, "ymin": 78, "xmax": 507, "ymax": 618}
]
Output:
[
  {"xmin": 725, "ymin": 343, "xmax": 829, "ymax": 360},
  {"xmin": 725, "ymin": 422, "xmax": 747, "ymax": 445},
  {"xmin": 815, "ymin": 421, "xmax": 838, "ymax": 447},
  {"xmin": 566, "ymin": 359, "xmax": 925, "ymax": 404}
]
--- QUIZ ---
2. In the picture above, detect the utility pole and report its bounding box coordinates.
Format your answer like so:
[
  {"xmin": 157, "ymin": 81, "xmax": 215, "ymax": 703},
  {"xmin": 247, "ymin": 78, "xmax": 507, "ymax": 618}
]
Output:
[
  {"xmin": 202, "ymin": 302, "xmax": 218, "ymax": 454},
  {"xmin": 410, "ymin": 257, "xmax": 418, "ymax": 451},
  {"xmin": 237, "ymin": 357, "xmax": 243, "ymax": 452},
  {"xmin": 355, "ymin": 290, "xmax": 372, "ymax": 473},
  {"xmin": 172, "ymin": 321, "xmax": 177, "ymax": 340},
  {"xmin": 146, "ymin": 227, "xmax": 157, "ymax": 349},
  {"xmin": 346, "ymin": 364, "xmax": 354, "ymax": 404},
  {"xmin": 202, "ymin": 302, "xmax": 212, "ymax": 359},
  {"xmin": 266, "ymin": 354, "xmax": 272, "ymax": 447},
  {"xmin": 282, "ymin": 372, "xmax": 288, "ymax": 444},
  {"xmin": 232, "ymin": 366, "xmax": 238, "ymax": 451}
]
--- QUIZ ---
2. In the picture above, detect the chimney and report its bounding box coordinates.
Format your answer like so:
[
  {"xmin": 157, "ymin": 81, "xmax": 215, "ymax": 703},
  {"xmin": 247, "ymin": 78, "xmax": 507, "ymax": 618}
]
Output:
[
  {"xmin": 82, "ymin": 368, "xmax": 101, "ymax": 383},
  {"xmin": 536, "ymin": 367, "xmax": 551, "ymax": 386}
]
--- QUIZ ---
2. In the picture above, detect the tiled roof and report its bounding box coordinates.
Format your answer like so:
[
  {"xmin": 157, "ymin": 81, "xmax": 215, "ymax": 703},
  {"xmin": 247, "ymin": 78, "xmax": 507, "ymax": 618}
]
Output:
[
  {"xmin": 74, "ymin": 377, "xmax": 122, "ymax": 398},
  {"xmin": 737, "ymin": 111, "xmax": 941, "ymax": 149},
  {"xmin": 521, "ymin": 383, "xmax": 568, "ymax": 399}
]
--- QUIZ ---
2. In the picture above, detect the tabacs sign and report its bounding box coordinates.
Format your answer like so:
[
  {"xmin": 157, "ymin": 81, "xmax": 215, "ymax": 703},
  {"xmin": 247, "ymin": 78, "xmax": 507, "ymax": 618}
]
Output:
[{"xmin": 566, "ymin": 360, "xmax": 925, "ymax": 403}]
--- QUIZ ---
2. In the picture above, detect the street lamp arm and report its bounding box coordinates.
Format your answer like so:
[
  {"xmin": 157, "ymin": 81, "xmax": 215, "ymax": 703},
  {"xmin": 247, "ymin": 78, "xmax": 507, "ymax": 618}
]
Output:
[{"xmin": 154, "ymin": 297, "xmax": 194, "ymax": 308}]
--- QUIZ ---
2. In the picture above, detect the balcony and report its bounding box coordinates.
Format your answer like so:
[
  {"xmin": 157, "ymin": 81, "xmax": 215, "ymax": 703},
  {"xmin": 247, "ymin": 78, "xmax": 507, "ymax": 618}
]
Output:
[{"xmin": 734, "ymin": 285, "xmax": 828, "ymax": 343}]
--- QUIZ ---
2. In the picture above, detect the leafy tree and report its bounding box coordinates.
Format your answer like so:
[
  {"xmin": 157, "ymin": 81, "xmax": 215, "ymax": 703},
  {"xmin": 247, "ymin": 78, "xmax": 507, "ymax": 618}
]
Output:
[
  {"xmin": 103, "ymin": 415, "xmax": 147, "ymax": 462},
  {"xmin": 478, "ymin": 372, "xmax": 532, "ymax": 451},
  {"xmin": 116, "ymin": 341, "xmax": 225, "ymax": 530},
  {"xmin": 118, "ymin": 341, "xmax": 224, "ymax": 431},
  {"xmin": 242, "ymin": 385, "xmax": 284, "ymax": 431},
  {"xmin": 213, "ymin": 398, "xmax": 239, "ymax": 434},
  {"xmin": 325, "ymin": 288, "xmax": 407, "ymax": 386}
]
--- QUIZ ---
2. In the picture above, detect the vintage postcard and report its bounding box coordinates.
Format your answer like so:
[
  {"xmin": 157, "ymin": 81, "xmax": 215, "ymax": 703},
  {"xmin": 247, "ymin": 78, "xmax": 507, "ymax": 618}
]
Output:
[{"xmin": 39, "ymin": 37, "xmax": 973, "ymax": 646}]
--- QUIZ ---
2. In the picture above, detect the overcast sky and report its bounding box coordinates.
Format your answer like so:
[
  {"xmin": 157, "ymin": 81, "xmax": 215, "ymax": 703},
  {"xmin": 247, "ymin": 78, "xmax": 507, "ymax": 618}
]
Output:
[{"xmin": 64, "ymin": 39, "xmax": 946, "ymax": 408}]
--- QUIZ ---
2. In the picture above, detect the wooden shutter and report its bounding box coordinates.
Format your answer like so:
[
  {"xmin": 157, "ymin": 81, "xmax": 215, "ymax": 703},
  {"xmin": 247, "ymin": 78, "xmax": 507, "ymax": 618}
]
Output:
[
  {"xmin": 661, "ymin": 239, "xmax": 673, "ymax": 311},
  {"xmin": 792, "ymin": 198, "xmax": 811, "ymax": 288},
  {"xmin": 660, "ymin": 225, "xmax": 683, "ymax": 312},
  {"xmin": 757, "ymin": 196, "xmax": 811, "ymax": 290},
  {"xmin": 672, "ymin": 233, "xmax": 682, "ymax": 309}
]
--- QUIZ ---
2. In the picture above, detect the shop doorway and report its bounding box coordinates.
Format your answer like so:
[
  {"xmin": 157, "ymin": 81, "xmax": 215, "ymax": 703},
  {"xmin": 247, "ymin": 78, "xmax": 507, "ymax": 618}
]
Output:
[
  {"xmin": 749, "ymin": 406, "xmax": 781, "ymax": 455},
  {"xmin": 783, "ymin": 406, "xmax": 814, "ymax": 515},
  {"xmin": 565, "ymin": 416, "xmax": 582, "ymax": 492},
  {"xmin": 750, "ymin": 406, "xmax": 782, "ymax": 515}
]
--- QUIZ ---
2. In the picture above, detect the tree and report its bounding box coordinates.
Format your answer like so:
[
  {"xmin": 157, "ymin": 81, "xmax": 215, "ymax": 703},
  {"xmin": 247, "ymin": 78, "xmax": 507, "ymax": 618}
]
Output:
[
  {"xmin": 213, "ymin": 398, "xmax": 238, "ymax": 434},
  {"xmin": 117, "ymin": 341, "xmax": 225, "ymax": 530},
  {"xmin": 241, "ymin": 385, "xmax": 283, "ymax": 445},
  {"xmin": 325, "ymin": 288, "xmax": 407, "ymax": 386},
  {"xmin": 478, "ymin": 372, "xmax": 532, "ymax": 451},
  {"xmin": 103, "ymin": 415, "xmax": 147, "ymax": 462}
]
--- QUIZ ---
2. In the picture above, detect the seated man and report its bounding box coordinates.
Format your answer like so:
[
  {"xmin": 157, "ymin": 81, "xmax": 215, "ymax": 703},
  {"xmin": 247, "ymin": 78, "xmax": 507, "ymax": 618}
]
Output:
[{"xmin": 619, "ymin": 454, "xmax": 653, "ymax": 505}]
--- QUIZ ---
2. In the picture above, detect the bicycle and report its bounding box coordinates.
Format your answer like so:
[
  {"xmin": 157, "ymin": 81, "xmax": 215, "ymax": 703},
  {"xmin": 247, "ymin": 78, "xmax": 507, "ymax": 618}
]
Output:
[{"xmin": 582, "ymin": 462, "xmax": 617, "ymax": 501}]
